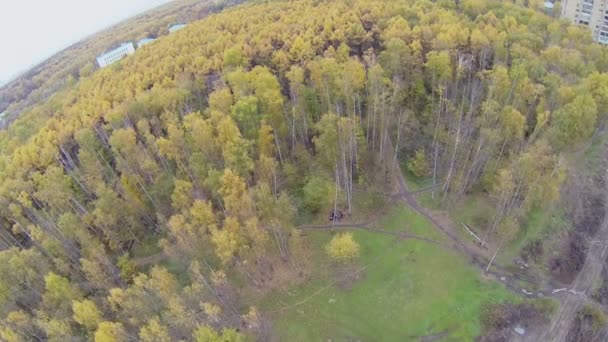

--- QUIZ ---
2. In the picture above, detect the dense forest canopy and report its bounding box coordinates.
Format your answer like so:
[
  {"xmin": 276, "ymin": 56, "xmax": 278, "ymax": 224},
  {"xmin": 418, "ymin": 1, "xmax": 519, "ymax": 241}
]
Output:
[
  {"xmin": 0, "ymin": 0, "xmax": 245, "ymax": 122},
  {"xmin": 1, "ymin": 0, "xmax": 608, "ymax": 340}
]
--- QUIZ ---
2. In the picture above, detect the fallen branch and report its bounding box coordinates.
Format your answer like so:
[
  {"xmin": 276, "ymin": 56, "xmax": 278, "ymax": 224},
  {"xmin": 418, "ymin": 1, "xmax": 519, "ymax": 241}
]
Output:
[{"xmin": 461, "ymin": 223, "xmax": 482, "ymax": 242}]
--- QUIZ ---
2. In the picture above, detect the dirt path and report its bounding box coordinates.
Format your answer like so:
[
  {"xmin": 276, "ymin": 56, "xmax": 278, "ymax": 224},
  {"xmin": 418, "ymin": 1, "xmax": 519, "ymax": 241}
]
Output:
[
  {"xmin": 388, "ymin": 142, "xmax": 608, "ymax": 339},
  {"xmin": 532, "ymin": 199, "xmax": 608, "ymax": 342},
  {"xmin": 390, "ymin": 158, "xmax": 555, "ymax": 288}
]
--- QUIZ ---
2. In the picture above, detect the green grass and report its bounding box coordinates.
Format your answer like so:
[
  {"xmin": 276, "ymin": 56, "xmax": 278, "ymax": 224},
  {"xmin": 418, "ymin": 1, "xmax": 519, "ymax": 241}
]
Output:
[
  {"xmin": 401, "ymin": 160, "xmax": 433, "ymax": 192},
  {"xmin": 294, "ymin": 183, "xmax": 387, "ymax": 227},
  {"xmin": 379, "ymin": 205, "xmax": 446, "ymax": 242},
  {"xmin": 449, "ymin": 195, "xmax": 495, "ymax": 234},
  {"xmin": 417, "ymin": 191, "xmax": 443, "ymax": 210},
  {"xmin": 261, "ymin": 207, "xmax": 514, "ymax": 341},
  {"xmin": 499, "ymin": 206, "xmax": 568, "ymax": 263}
]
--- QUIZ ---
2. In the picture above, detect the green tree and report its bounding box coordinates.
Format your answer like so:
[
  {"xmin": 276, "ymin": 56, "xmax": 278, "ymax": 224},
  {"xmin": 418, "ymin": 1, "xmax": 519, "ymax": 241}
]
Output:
[
  {"xmin": 408, "ymin": 149, "xmax": 429, "ymax": 178},
  {"xmin": 230, "ymin": 96, "xmax": 260, "ymax": 139},
  {"xmin": 192, "ymin": 326, "xmax": 244, "ymax": 342},
  {"xmin": 139, "ymin": 318, "xmax": 171, "ymax": 342},
  {"xmin": 302, "ymin": 176, "xmax": 334, "ymax": 213},
  {"xmin": 551, "ymin": 94, "xmax": 598, "ymax": 149},
  {"xmin": 94, "ymin": 322, "xmax": 128, "ymax": 342},
  {"xmin": 41, "ymin": 272, "xmax": 82, "ymax": 317},
  {"xmin": 171, "ymin": 179, "xmax": 194, "ymax": 212},
  {"xmin": 72, "ymin": 299, "xmax": 103, "ymax": 331}
]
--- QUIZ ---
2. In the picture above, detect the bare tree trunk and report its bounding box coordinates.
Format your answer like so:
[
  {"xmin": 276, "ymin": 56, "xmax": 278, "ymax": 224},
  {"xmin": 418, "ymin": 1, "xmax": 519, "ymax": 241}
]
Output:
[
  {"xmin": 460, "ymin": 137, "xmax": 483, "ymax": 194},
  {"xmin": 492, "ymin": 139, "xmax": 508, "ymax": 173},
  {"xmin": 393, "ymin": 110, "xmax": 405, "ymax": 169},
  {"xmin": 432, "ymin": 145, "xmax": 439, "ymax": 199},
  {"xmin": 481, "ymin": 188, "xmax": 509, "ymax": 246},
  {"xmin": 273, "ymin": 125, "xmax": 284, "ymax": 165},
  {"xmin": 442, "ymin": 108, "xmax": 463, "ymax": 201},
  {"xmin": 332, "ymin": 162, "xmax": 339, "ymax": 228},
  {"xmin": 486, "ymin": 238, "xmax": 504, "ymax": 273}
]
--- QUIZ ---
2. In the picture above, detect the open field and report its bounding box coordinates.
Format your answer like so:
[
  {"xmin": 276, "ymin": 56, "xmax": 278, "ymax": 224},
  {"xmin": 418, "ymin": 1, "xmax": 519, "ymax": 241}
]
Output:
[{"xmin": 260, "ymin": 207, "xmax": 515, "ymax": 341}]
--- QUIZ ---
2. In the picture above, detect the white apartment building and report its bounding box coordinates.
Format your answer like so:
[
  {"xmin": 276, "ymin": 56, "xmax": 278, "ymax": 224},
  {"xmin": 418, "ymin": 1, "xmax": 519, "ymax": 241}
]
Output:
[
  {"xmin": 137, "ymin": 38, "xmax": 155, "ymax": 48},
  {"xmin": 169, "ymin": 23, "xmax": 186, "ymax": 33},
  {"xmin": 561, "ymin": 0, "xmax": 608, "ymax": 43},
  {"xmin": 96, "ymin": 42, "xmax": 136, "ymax": 68}
]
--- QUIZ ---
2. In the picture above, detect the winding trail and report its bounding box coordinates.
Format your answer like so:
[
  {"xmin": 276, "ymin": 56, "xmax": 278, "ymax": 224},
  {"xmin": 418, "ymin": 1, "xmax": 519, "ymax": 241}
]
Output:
[
  {"xmin": 387, "ymin": 146, "xmax": 608, "ymax": 339},
  {"xmin": 531, "ymin": 183, "xmax": 608, "ymax": 341},
  {"xmin": 389, "ymin": 155, "xmax": 566, "ymax": 295}
]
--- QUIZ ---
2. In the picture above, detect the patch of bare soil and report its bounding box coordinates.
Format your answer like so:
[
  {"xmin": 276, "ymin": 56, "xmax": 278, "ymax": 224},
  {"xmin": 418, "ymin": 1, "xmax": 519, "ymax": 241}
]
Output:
[
  {"xmin": 565, "ymin": 306, "xmax": 608, "ymax": 342},
  {"xmin": 549, "ymin": 234, "xmax": 587, "ymax": 284},
  {"xmin": 252, "ymin": 257, "xmax": 310, "ymax": 293},
  {"xmin": 520, "ymin": 239, "xmax": 543, "ymax": 263},
  {"xmin": 245, "ymin": 233, "xmax": 314, "ymax": 297},
  {"xmin": 478, "ymin": 302, "xmax": 552, "ymax": 342},
  {"xmin": 549, "ymin": 175, "xmax": 606, "ymax": 284},
  {"xmin": 534, "ymin": 147, "xmax": 608, "ymax": 342},
  {"xmin": 593, "ymin": 255, "xmax": 608, "ymax": 305}
]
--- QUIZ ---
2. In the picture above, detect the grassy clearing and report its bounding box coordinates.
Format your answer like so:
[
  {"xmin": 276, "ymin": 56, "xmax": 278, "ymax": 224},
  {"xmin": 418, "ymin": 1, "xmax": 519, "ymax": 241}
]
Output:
[
  {"xmin": 416, "ymin": 191, "xmax": 443, "ymax": 210},
  {"xmin": 294, "ymin": 184, "xmax": 388, "ymax": 227},
  {"xmin": 400, "ymin": 160, "xmax": 433, "ymax": 192},
  {"xmin": 449, "ymin": 195, "xmax": 495, "ymax": 234},
  {"xmin": 261, "ymin": 206, "xmax": 514, "ymax": 341},
  {"xmin": 377, "ymin": 205, "xmax": 446, "ymax": 242},
  {"xmin": 499, "ymin": 206, "xmax": 568, "ymax": 264}
]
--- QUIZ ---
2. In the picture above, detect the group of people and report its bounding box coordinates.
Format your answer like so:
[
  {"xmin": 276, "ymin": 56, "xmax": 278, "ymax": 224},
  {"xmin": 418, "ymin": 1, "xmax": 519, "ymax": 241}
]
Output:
[{"xmin": 328, "ymin": 209, "xmax": 344, "ymax": 222}]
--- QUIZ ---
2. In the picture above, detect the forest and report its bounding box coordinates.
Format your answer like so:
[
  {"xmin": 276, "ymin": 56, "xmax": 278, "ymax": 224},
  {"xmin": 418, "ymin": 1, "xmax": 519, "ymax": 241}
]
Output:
[
  {"xmin": 0, "ymin": 0, "xmax": 244, "ymax": 123},
  {"xmin": 1, "ymin": 0, "xmax": 608, "ymax": 340}
]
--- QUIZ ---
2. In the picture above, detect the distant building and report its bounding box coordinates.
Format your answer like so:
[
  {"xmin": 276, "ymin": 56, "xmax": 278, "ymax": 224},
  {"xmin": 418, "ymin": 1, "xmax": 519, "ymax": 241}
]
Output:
[
  {"xmin": 169, "ymin": 23, "xmax": 187, "ymax": 33},
  {"xmin": 96, "ymin": 42, "xmax": 136, "ymax": 68},
  {"xmin": 0, "ymin": 111, "xmax": 8, "ymax": 128},
  {"xmin": 137, "ymin": 37, "xmax": 156, "ymax": 48},
  {"xmin": 561, "ymin": 0, "xmax": 608, "ymax": 44}
]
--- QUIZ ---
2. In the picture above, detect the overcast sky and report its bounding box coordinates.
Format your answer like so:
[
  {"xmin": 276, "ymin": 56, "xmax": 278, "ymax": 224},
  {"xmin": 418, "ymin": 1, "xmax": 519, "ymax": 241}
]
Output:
[{"xmin": 0, "ymin": 0, "xmax": 172, "ymax": 84}]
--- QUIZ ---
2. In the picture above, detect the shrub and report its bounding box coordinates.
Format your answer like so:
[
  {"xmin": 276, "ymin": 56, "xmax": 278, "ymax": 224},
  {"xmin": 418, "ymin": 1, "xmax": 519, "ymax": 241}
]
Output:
[{"xmin": 326, "ymin": 233, "xmax": 360, "ymax": 263}]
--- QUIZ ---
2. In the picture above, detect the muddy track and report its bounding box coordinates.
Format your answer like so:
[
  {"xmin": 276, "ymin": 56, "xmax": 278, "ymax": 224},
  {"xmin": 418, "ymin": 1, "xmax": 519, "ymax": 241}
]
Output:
[
  {"xmin": 532, "ymin": 194, "xmax": 608, "ymax": 342},
  {"xmin": 388, "ymin": 142, "xmax": 608, "ymax": 339}
]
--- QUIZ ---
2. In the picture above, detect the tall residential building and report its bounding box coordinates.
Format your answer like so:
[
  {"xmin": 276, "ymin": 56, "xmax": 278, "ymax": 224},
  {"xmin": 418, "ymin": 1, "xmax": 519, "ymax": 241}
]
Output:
[
  {"xmin": 561, "ymin": 0, "xmax": 608, "ymax": 43},
  {"xmin": 96, "ymin": 42, "xmax": 136, "ymax": 68},
  {"xmin": 137, "ymin": 37, "xmax": 156, "ymax": 48},
  {"xmin": 169, "ymin": 23, "xmax": 187, "ymax": 33}
]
